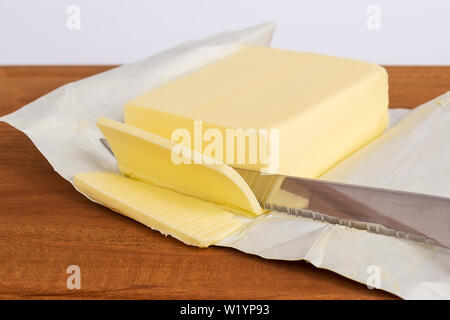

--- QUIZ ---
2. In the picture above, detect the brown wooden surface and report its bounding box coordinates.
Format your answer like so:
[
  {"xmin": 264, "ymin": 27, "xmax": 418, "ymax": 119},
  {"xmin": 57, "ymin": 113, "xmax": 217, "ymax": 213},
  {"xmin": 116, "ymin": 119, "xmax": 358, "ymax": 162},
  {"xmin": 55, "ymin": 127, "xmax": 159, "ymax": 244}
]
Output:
[{"xmin": 0, "ymin": 66, "xmax": 449, "ymax": 300}]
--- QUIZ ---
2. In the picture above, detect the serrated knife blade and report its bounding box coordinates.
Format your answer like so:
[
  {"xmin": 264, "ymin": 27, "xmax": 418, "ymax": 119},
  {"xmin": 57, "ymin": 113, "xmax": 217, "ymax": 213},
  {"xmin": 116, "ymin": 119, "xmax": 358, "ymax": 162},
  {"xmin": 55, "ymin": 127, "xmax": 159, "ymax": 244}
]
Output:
[{"xmin": 256, "ymin": 173, "xmax": 450, "ymax": 248}]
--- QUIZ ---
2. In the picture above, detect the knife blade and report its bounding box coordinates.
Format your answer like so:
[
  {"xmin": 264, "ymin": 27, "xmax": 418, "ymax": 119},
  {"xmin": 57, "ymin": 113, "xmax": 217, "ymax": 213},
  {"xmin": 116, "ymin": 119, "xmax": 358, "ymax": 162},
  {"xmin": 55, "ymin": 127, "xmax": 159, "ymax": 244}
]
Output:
[
  {"xmin": 242, "ymin": 170, "xmax": 450, "ymax": 248},
  {"xmin": 100, "ymin": 138, "xmax": 450, "ymax": 248}
]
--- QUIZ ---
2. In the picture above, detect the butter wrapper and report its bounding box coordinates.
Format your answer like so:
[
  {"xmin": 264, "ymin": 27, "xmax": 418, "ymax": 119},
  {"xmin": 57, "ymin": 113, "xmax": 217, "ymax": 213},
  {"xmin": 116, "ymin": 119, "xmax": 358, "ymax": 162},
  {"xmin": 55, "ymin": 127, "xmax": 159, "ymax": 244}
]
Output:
[{"xmin": 1, "ymin": 23, "xmax": 449, "ymax": 299}]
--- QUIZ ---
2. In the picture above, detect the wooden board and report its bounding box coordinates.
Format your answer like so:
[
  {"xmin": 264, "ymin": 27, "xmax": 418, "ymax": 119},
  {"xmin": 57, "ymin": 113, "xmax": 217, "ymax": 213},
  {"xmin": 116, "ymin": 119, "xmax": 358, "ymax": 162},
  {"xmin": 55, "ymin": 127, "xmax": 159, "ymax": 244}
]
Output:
[{"xmin": 0, "ymin": 66, "xmax": 449, "ymax": 299}]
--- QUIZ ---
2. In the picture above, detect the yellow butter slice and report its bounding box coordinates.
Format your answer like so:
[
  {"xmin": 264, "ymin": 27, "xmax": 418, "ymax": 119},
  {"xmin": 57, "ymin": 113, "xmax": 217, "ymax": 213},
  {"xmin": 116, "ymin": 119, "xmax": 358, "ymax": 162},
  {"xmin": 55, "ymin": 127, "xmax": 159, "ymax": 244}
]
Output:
[
  {"xmin": 125, "ymin": 45, "xmax": 389, "ymax": 178},
  {"xmin": 74, "ymin": 172, "xmax": 251, "ymax": 247},
  {"xmin": 97, "ymin": 117, "xmax": 264, "ymax": 216}
]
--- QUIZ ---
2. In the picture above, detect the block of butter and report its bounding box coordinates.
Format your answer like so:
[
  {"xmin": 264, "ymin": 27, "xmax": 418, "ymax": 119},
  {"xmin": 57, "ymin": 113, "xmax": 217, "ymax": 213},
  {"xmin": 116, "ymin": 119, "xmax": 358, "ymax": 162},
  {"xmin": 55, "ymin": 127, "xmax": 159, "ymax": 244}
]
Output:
[
  {"xmin": 125, "ymin": 45, "xmax": 389, "ymax": 178},
  {"xmin": 75, "ymin": 46, "xmax": 389, "ymax": 247}
]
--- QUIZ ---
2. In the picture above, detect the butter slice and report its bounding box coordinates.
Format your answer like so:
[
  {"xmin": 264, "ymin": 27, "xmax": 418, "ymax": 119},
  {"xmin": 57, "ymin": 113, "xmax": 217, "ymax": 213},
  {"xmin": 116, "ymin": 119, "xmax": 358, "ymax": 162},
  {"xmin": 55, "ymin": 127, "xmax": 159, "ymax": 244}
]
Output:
[
  {"xmin": 125, "ymin": 45, "xmax": 388, "ymax": 178},
  {"xmin": 74, "ymin": 172, "xmax": 251, "ymax": 247},
  {"xmin": 97, "ymin": 117, "xmax": 264, "ymax": 216}
]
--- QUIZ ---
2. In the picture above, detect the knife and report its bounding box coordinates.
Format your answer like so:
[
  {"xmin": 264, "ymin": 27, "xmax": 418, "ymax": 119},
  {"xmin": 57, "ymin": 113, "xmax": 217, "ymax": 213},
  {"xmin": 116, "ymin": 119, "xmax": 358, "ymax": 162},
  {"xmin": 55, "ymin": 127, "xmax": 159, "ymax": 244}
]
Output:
[{"xmin": 100, "ymin": 138, "xmax": 450, "ymax": 248}]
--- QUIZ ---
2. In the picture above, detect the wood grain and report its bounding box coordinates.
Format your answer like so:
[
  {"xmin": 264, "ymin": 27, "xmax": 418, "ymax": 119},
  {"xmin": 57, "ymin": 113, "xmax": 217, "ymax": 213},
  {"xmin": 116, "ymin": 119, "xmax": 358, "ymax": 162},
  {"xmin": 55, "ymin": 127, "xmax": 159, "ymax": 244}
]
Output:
[{"xmin": 0, "ymin": 66, "xmax": 449, "ymax": 300}]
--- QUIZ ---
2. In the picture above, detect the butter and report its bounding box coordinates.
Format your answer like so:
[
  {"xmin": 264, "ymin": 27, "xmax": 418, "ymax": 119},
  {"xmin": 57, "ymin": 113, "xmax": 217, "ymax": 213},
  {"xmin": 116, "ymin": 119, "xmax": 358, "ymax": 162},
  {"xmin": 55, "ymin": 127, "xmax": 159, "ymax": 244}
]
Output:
[
  {"xmin": 74, "ymin": 172, "xmax": 251, "ymax": 247},
  {"xmin": 75, "ymin": 46, "xmax": 389, "ymax": 248},
  {"xmin": 96, "ymin": 117, "xmax": 264, "ymax": 216},
  {"xmin": 125, "ymin": 45, "xmax": 389, "ymax": 178}
]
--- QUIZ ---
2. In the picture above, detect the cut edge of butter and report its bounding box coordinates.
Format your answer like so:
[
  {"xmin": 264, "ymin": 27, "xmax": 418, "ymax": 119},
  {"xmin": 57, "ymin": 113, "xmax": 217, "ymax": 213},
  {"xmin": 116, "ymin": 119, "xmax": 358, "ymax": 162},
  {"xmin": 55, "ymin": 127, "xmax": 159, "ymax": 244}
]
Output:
[
  {"xmin": 97, "ymin": 117, "xmax": 265, "ymax": 217},
  {"xmin": 74, "ymin": 172, "xmax": 252, "ymax": 247}
]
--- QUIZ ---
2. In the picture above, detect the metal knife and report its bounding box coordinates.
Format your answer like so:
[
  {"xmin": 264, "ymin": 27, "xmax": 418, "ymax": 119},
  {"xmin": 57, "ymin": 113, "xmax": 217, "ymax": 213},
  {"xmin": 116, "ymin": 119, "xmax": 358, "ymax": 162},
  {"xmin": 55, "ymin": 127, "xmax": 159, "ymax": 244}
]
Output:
[{"xmin": 100, "ymin": 138, "xmax": 450, "ymax": 248}]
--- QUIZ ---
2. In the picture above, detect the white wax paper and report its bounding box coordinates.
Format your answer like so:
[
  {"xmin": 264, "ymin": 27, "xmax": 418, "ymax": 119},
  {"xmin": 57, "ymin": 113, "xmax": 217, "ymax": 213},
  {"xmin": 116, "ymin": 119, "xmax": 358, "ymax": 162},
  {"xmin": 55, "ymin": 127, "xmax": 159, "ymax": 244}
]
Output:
[{"xmin": 1, "ymin": 23, "xmax": 449, "ymax": 299}]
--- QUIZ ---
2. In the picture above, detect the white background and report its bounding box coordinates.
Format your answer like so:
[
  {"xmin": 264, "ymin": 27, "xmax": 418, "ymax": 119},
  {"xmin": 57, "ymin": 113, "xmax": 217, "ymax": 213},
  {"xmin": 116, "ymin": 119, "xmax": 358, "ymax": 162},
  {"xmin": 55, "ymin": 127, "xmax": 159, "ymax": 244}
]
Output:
[{"xmin": 0, "ymin": 0, "xmax": 449, "ymax": 65}]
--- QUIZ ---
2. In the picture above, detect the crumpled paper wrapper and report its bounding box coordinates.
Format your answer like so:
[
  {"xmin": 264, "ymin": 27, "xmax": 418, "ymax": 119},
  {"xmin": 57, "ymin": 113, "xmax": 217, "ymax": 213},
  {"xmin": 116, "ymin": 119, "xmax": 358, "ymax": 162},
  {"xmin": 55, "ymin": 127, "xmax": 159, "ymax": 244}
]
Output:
[{"xmin": 1, "ymin": 22, "xmax": 449, "ymax": 299}]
